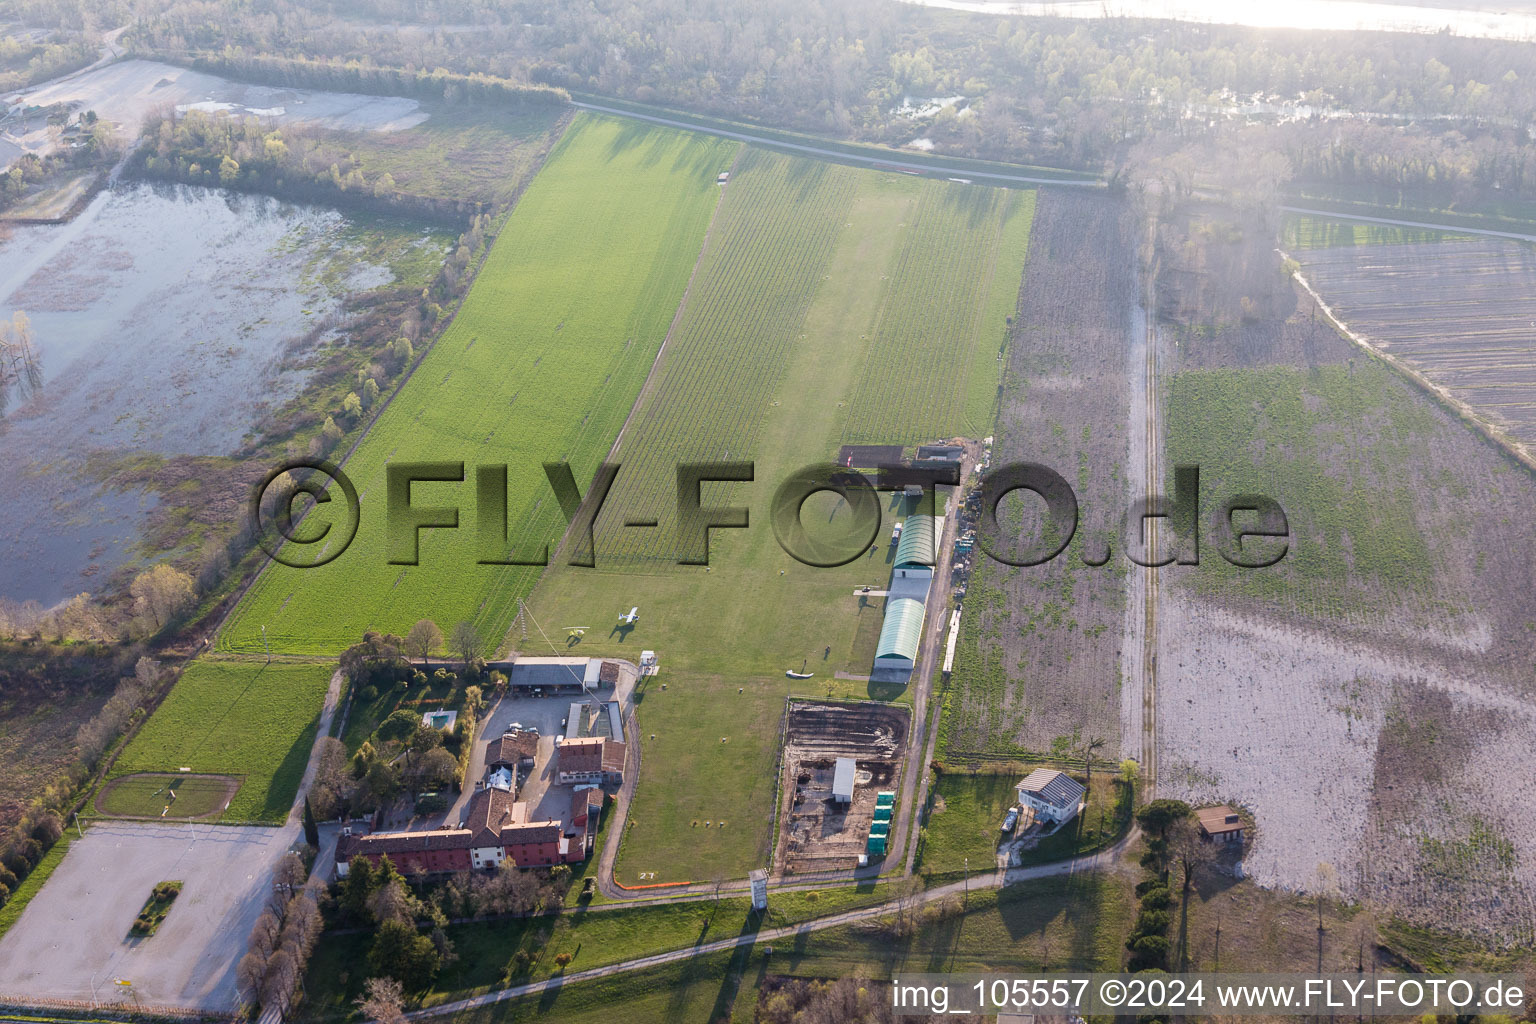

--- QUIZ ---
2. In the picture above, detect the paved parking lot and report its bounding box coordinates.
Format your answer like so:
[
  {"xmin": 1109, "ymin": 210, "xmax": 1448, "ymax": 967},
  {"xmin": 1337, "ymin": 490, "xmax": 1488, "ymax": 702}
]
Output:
[{"xmin": 0, "ymin": 821, "xmax": 294, "ymax": 1011}]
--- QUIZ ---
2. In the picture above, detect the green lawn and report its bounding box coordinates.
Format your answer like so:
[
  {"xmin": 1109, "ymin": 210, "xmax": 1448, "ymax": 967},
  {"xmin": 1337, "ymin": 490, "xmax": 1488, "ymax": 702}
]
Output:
[
  {"xmin": 525, "ymin": 152, "xmax": 1033, "ymax": 884},
  {"xmin": 219, "ymin": 113, "xmax": 737, "ymax": 657},
  {"xmin": 918, "ymin": 771, "xmax": 1131, "ymax": 878},
  {"xmin": 105, "ymin": 660, "xmax": 333, "ymax": 823}
]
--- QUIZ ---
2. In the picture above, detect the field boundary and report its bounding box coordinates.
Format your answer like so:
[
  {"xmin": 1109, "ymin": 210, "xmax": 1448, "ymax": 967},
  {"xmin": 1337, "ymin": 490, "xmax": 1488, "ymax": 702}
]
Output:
[
  {"xmin": 209, "ymin": 111, "xmax": 576, "ymax": 654},
  {"xmin": 1288, "ymin": 256, "xmax": 1536, "ymax": 477}
]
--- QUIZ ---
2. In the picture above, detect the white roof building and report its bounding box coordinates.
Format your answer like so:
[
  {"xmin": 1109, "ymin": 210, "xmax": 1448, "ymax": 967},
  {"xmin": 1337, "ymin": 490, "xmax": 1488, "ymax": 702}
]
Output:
[{"xmin": 832, "ymin": 757, "xmax": 856, "ymax": 804}]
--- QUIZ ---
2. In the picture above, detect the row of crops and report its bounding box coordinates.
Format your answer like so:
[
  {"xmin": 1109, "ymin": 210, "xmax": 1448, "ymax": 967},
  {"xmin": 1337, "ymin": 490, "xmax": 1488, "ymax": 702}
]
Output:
[
  {"xmin": 592, "ymin": 149, "xmax": 862, "ymax": 563},
  {"xmin": 839, "ymin": 184, "xmax": 1035, "ymax": 444},
  {"xmin": 219, "ymin": 114, "xmax": 738, "ymax": 655}
]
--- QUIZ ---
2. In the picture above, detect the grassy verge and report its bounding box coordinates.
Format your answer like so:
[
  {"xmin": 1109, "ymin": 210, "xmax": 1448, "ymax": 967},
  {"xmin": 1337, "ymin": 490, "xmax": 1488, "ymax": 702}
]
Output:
[
  {"xmin": 0, "ymin": 830, "xmax": 73, "ymax": 942},
  {"xmin": 104, "ymin": 660, "xmax": 333, "ymax": 823},
  {"xmin": 299, "ymin": 881, "xmax": 890, "ymax": 1019}
]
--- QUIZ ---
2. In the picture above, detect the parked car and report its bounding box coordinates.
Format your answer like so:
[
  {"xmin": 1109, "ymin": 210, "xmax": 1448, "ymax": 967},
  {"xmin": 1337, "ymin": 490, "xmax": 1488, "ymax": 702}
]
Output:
[{"xmin": 1001, "ymin": 807, "xmax": 1020, "ymax": 833}]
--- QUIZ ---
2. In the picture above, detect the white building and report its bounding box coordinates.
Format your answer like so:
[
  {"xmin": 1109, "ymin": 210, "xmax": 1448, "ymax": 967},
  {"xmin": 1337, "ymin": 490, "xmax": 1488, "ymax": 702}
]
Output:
[
  {"xmin": 1015, "ymin": 768, "xmax": 1086, "ymax": 826},
  {"xmin": 832, "ymin": 757, "xmax": 856, "ymax": 804},
  {"xmin": 749, "ymin": 868, "xmax": 768, "ymax": 911}
]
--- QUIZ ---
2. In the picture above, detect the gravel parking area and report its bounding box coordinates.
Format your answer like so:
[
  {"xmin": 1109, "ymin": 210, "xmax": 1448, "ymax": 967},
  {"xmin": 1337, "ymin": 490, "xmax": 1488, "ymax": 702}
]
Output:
[{"xmin": 0, "ymin": 821, "xmax": 294, "ymax": 1011}]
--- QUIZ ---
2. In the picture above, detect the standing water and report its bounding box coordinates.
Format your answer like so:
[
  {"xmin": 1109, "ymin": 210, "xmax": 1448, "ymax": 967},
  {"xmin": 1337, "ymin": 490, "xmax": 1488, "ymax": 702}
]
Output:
[{"xmin": 0, "ymin": 181, "xmax": 424, "ymax": 606}]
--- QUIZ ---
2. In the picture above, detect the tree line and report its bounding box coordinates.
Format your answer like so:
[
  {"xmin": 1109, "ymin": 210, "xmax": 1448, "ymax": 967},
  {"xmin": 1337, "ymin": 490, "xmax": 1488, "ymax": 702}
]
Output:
[
  {"xmin": 131, "ymin": 109, "xmax": 486, "ymax": 224},
  {"xmin": 119, "ymin": 0, "xmax": 1536, "ymax": 198}
]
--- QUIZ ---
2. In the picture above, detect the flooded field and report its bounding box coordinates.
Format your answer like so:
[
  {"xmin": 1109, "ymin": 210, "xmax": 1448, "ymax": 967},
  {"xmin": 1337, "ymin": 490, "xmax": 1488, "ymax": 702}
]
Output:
[
  {"xmin": 3, "ymin": 59, "xmax": 427, "ymax": 172},
  {"xmin": 0, "ymin": 181, "xmax": 446, "ymax": 606}
]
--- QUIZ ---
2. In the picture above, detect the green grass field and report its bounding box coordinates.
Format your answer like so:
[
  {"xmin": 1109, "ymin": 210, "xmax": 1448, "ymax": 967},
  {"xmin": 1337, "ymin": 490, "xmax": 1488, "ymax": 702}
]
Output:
[
  {"xmin": 839, "ymin": 184, "xmax": 1034, "ymax": 442},
  {"xmin": 525, "ymin": 153, "xmax": 1034, "ymax": 883},
  {"xmin": 219, "ymin": 114, "xmax": 737, "ymax": 657},
  {"xmin": 95, "ymin": 773, "xmax": 238, "ymax": 819},
  {"xmin": 1164, "ymin": 362, "xmax": 1443, "ymax": 616},
  {"xmin": 105, "ymin": 660, "xmax": 333, "ymax": 823}
]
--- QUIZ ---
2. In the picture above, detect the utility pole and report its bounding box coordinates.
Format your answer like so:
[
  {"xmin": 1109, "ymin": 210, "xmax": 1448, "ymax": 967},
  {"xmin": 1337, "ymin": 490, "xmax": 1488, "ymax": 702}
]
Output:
[
  {"xmin": 262, "ymin": 624, "xmax": 271, "ymax": 664},
  {"xmin": 963, "ymin": 856, "xmax": 969, "ymax": 909}
]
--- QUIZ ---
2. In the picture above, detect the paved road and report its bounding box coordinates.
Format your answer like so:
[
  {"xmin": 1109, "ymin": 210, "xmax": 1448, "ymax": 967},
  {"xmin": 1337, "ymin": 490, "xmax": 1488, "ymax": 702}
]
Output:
[
  {"xmin": 572, "ymin": 101, "xmax": 1104, "ymax": 188},
  {"xmin": 404, "ymin": 829, "xmax": 1138, "ymax": 1020},
  {"xmin": 1279, "ymin": 205, "xmax": 1536, "ymax": 243}
]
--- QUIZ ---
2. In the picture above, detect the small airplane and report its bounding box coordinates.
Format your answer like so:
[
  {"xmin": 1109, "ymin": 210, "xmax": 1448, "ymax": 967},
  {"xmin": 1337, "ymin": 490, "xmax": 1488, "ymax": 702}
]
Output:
[
  {"xmin": 618, "ymin": 607, "xmax": 640, "ymax": 626},
  {"xmin": 563, "ymin": 626, "xmax": 590, "ymax": 640}
]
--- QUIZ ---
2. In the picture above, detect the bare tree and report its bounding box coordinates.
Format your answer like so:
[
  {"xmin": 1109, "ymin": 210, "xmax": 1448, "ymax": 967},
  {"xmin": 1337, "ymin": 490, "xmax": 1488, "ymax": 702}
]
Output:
[
  {"xmin": 450, "ymin": 620, "xmax": 479, "ymax": 669},
  {"xmin": 357, "ymin": 976, "xmax": 406, "ymax": 1024},
  {"xmin": 259, "ymin": 948, "xmax": 297, "ymax": 1016},
  {"xmin": 272, "ymin": 851, "xmax": 307, "ymax": 905},
  {"xmin": 1168, "ymin": 816, "xmax": 1216, "ymax": 894},
  {"xmin": 247, "ymin": 909, "xmax": 281, "ymax": 958},
  {"xmin": 405, "ymin": 619, "xmax": 443, "ymax": 667},
  {"xmin": 0, "ymin": 311, "xmax": 41, "ymax": 418},
  {"xmin": 235, "ymin": 950, "xmax": 268, "ymax": 1004}
]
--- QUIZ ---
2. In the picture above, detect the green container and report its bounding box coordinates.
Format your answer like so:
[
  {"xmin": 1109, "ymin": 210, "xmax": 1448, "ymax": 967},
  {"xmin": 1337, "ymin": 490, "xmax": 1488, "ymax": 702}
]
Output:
[
  {"xmin": 868, "ymin": 822, "xmax": 890, "ymax": 837},
  {"xmin": 873, "ymin": 806, "xmax": 893, "ymax": 822},
  {"xmin": 875, "ymin": 791, "xmax": 896, "ymax": 807},
  {"xmin": 866, "ymin": 834, "xmax": 887, "ymax": 855}
]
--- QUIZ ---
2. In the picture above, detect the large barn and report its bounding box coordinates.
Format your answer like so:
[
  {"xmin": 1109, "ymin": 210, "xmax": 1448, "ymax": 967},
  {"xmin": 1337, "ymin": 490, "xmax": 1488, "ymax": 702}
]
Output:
[
  {"xmin": 870, "ymin": 511, "xmax": 939, "ymax": 684},
  {"xmin": 872, "ymin": 596, "xmax": 925, "ymax": 683}
]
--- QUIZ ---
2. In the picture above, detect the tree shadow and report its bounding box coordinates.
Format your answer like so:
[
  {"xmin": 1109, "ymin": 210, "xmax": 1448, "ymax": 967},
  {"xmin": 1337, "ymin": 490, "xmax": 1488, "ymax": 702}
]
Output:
[{"xmin": 706, "ymin": 912, "xmax": 766, "ymax": 1021}]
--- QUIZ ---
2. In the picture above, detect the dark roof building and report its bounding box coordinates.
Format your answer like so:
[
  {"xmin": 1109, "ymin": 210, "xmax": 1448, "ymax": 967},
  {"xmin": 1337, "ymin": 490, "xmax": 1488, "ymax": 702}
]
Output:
[
  {"xmin": 557, "ymin": 736, "xmax": 626, "ymax": 783},
  {"xmin": 487, "ymin": 731, "xmax": 538, "ymax": 768}
]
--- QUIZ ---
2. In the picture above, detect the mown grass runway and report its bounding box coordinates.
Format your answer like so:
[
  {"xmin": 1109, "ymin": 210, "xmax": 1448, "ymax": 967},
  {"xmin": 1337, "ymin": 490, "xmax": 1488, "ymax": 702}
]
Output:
[{"xmin": 220, "ymin": 114, "xmax": 736, "ymax": 656}]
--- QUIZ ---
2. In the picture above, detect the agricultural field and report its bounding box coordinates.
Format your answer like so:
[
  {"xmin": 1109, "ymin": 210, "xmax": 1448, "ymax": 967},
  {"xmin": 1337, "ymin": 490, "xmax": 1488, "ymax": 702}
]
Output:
[
  {"xmin": 837, "ymin": 185, "xmax": 1034, "ymax": 443},
  {"xmin": 1293, "ymin": 236, "xmax": 1536, "ymax": 461},
  {"xmin": 103, "ymin": 660, "xmax": 333, "ymax": 823},
  {"xmin": 1152, "ymin": 201, "xmax": 1536, "ymax": 943},
  {"xmin": 937, "ymin": 191, "xmax": 1137, "ymax": 764},
  {"xmin": 219, "ymin": 113, "xmax": 736, "ymax": 657},
  {"xmin": 524, "ymin": 150, "xmax": 1035, "ymax": 883}
]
